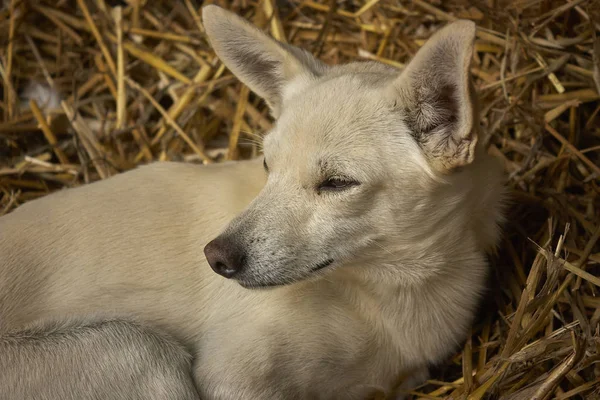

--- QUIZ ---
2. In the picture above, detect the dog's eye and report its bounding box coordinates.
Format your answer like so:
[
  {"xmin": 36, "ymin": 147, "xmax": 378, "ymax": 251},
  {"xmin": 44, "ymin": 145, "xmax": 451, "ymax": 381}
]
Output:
[
  {"xmin": 263, "ymin": 158, "xmax": 269, "ymax": 172},
  {"xmin": 318, "ymin": 177, "xmax": 359, "ymax": 192}
]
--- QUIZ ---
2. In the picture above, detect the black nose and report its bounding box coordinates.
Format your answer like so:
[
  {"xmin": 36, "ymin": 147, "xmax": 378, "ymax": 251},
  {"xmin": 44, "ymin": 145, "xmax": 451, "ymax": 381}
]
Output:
[{"xmin": 204, "ymin": 236, "xmax": 246, "ymax": 278}]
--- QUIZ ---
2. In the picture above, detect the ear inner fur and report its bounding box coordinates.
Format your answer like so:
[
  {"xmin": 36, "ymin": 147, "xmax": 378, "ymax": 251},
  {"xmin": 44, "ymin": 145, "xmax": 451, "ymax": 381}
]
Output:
[{"xmin": 394, "ymin": 20, "xmax": 477, "ymax": 173}]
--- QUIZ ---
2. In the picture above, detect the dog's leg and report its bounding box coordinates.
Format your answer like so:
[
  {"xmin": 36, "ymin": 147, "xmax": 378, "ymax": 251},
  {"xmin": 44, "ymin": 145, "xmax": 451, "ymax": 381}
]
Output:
[{"xmin": 0, "ymin": 319, "xmax": 200, "ymax": 400}]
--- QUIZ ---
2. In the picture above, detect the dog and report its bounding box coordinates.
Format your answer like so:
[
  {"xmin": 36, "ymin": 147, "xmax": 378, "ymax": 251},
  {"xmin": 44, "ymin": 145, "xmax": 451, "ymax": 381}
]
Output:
[{"xmin": 0, "ymin": 6, "xmax": 505, "ymax": 399}]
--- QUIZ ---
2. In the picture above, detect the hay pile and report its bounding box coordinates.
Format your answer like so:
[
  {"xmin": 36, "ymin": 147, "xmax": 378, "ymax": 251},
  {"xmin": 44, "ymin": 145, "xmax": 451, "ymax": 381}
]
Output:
[{"xmin": 1, "ymin": 0, "xmax": 599, "ymax": 398}]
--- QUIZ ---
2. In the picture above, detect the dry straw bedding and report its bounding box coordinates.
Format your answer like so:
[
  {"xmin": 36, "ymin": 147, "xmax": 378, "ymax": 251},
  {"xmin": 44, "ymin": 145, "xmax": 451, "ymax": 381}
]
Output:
[{"xmin": 1, "ymin": 0, "xmax": 599, "ymax": 398}]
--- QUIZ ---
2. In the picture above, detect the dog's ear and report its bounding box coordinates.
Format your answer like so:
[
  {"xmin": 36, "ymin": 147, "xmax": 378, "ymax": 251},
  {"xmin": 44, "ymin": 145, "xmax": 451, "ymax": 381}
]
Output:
[
  {"xmin": 393, "ymin": 20, "xmax": 477, "ymax": 172},
  {"xmin": 202, "ymin": 5, "xmax": 326, "ymax": 117}
]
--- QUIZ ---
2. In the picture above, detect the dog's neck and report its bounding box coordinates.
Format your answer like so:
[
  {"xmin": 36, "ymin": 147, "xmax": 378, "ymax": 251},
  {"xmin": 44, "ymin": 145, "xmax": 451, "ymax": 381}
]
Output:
[{"xmin": 321, "ymin": 251, "xmax": 486, "ymax": 367}]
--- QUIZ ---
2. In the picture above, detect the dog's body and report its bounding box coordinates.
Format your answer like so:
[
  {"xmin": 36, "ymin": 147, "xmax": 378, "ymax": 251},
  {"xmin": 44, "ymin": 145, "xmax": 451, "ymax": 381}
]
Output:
[{"xmin": 0, "ymin": 7, "xmax": 505, "ymax": 400}]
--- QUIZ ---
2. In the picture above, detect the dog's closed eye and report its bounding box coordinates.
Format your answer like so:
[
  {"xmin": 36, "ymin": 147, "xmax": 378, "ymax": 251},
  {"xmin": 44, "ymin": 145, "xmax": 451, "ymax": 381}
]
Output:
[
  {"xmin": 263, "ymin": 158, "xmax": 269, "ymax": 172},
  {"xmin": 318, "ymin": 177, "xmax": 360, "ymax": 193}
]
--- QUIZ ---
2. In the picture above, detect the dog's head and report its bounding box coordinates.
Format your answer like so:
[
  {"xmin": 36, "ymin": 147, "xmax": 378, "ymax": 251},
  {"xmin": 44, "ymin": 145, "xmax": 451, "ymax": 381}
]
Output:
[{"xmin": 202, "ymin": 6, "xmax": 479, "ymax": 288}]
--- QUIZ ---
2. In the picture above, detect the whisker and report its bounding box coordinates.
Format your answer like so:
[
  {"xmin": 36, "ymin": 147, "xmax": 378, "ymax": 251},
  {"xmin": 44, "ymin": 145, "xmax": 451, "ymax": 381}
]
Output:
[{"xmin": 371, "ymin": 240, "xmax": 396, "ymax": 256}]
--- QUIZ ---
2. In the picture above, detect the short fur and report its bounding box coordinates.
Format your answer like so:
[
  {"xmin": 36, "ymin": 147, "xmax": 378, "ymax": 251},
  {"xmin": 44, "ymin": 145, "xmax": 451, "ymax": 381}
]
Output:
[
  {"xmin": 0, "ymin": 319, "xmax": 200, "ymax": 400},
  {"xmin": 0, "ymin": 7, "xmax": 505, "ymax": 399}
]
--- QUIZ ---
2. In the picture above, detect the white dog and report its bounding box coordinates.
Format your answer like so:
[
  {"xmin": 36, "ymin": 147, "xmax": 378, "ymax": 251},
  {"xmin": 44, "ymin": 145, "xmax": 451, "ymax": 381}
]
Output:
[{"xmin": 0, "ymin": 6, "xmax": 504, "ymax": 399}]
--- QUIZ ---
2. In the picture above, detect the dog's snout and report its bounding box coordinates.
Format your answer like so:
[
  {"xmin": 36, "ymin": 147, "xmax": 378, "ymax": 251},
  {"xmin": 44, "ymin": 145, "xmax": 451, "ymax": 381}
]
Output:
[{"xmin": 204, "ymin": 237, "xmax": 246, "ymax": 279}]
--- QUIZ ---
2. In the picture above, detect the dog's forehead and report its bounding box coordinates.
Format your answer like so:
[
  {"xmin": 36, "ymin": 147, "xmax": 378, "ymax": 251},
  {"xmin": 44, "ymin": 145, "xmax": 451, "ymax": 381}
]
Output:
[
  {"xmin": 263, "ymin": 99, "xmax": 398, "ymax": 178},
  {"xmin": 271, "ymin": 76, "xmax": 391, "ymax": 141}
]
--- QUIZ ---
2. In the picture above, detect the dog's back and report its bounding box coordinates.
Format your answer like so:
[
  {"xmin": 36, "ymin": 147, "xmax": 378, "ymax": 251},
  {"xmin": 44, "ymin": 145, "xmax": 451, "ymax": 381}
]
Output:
[{"xmin": 0, "ymin": 159, "xmax": 265, "ymax": 331}]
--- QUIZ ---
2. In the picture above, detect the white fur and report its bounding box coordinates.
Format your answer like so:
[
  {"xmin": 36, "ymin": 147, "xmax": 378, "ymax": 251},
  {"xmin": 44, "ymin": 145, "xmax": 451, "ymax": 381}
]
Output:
[{"xmin": 20, "ymin": 81, "xmax": 62, "ymax": 111}]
